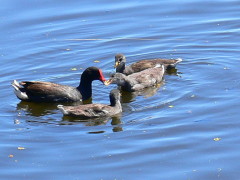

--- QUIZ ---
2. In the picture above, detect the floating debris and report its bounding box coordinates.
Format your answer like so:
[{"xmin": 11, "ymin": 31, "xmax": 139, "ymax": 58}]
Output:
[
  {"xmin": 14, "ymin": 119, "xmax": 20, "ymax": 124},
  {"xmin": 17, "ymin": 147, "xmax": 26, "ymax": 150},
  {"xmin": 213, "ymin": 137, "xmax": 221, "ymax": 141}
]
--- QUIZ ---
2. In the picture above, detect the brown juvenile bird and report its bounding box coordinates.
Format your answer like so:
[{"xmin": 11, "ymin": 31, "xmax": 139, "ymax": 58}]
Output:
[
  {"xmin": 57, "ymin": 89, "xmax": 121, "ymax": 118},
  {"xmin": 106, "ymin": 64, "xmax": 165, "ymax": 92},
  {"xmin": 114, "ymin": 53, "xmax": 182, "ymax": 75}
]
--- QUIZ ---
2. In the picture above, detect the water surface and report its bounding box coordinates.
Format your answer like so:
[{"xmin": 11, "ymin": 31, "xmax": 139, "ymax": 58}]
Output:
[{"xmin": 1, "ymin": 0, "xmax": 240, "ymax": 179}]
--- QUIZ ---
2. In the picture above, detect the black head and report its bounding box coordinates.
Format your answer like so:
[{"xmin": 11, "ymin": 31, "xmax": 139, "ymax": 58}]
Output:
[
  {"xmin": 81, "ymin": 66, "xmax": 106, "ymax": 83},
  {"xmin": 109, "ymin": 89, "xmax": 121, "ymax": 106},
  {"xmin": 78, "ymin": 67, "xmax": 106, "ymax": 101}
]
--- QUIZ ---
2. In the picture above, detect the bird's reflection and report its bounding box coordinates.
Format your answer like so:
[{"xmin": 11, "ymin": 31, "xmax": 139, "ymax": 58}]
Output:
[
  {"xmin": 61, "ymin": 114, "xmax": 123, "ymax": 132},
  {"xmin": 17, "ymin": 101, "xmax": 61, "ymax": 117},
  {"xmin": 120, "ymin": 80, "xmax": 164, "ymax": 103},
  {"xmin": 16, "ymin": 99, "xmax": 91, "ymax": 117},
  {"xmin": 166, "ymin": 67, "xmax": 178, "ymax": 75},
  {"xmin": 111, "ymin": 116, "xmax": 123, "ymax": 132}
]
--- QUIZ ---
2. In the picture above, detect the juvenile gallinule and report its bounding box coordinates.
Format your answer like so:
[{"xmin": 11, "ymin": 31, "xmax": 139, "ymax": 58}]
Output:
[
  {"xmin": 57, "ymin": 89, "xmax": 121, "ymax": 118},
  {"xmin": 106, "ymin": 64, "xmax": 165, "ymax": 92},
  {"xmin": 12, "ymin": 66, "xmax": 107, "ymax": 102},
  {"xmin": 114, "ymin": 53, "xmax": 182, "ymax": 75}
]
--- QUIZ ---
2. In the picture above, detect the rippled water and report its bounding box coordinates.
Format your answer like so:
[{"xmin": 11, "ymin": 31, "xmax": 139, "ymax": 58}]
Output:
[{"xmin": 1, "ymin": 0, "xmax": 240, "ymax": 179}]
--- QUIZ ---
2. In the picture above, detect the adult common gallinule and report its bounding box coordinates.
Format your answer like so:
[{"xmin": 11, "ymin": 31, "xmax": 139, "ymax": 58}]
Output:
[{"xmin": 12, "ymin": 66, "xmax": 107, "ymax": 102}]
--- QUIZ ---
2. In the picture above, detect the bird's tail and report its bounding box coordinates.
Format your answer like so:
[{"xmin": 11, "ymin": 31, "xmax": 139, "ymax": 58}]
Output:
[
  {"xmin": 11, "ymin": 80, "xmax": 28, "ymax": 100},
  {"xmin": 155, "ymin": 64, "xmax": 165, "ymax": 74},
  {"xmin": 57, "ymin": 105, "xmax": 69, "ymax": 115},
  {"xmin": 176, "ymin": 58, "xmax": 183, "ymax": 63},
  {"xmin": 11, "ymin": 80, "xmax": 21, "ymax": 91},
  {"xmin": 155, "ymin": 64, "xmax": 161, "ymax": 68}
]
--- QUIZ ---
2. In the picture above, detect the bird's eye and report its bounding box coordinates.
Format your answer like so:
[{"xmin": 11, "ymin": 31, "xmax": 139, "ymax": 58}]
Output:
[{"xmin": 119, "ymin": 58, "xmax": 122, "ymax": 62}]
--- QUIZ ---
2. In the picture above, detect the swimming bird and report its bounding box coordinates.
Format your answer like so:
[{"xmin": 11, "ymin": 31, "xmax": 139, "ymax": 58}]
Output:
[
  {"xmin": 105, "ymin": 64, "xmax": 165, "ymax": 92},
  {"xmin": 57, "ymin": 89, "xmax": 122, "ymax": 118},
  {"xmin": 114, "ymin": 53, "xmax": 182, "ymax": 75},
  {"xmin": 12, "ymin": 67, "xmax": 107, "ymax": 102}
]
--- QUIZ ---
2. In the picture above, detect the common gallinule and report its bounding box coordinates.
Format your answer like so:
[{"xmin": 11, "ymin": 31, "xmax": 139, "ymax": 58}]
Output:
[
  {"xmin": 12, "ymin": 66, "xmax": 107, "ymax": 102},
  {"xmin": 57, "ymin": 89, "xmax": 121, "ymax": 118},
  {"xmin": 114, "ymin": 53, "xmax": 182, "ymax": 75},
  {"xmin": 105, "ymin": 64, "xmax": 165, "ymax": 92}
]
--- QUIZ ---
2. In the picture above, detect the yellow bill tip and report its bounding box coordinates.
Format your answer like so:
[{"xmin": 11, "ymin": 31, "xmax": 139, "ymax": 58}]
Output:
[
  {"xmin": 114, "ymin": 61, "xmax": 120, "ymax": 68},
  {"xmin": 104, "ymin": 79, "xmax": 113, "ymax": 86}
]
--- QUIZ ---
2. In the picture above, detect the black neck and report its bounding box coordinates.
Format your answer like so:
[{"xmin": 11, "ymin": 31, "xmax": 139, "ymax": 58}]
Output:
[
  {"xmin": 116, "ymin": 62, "xmax": 125, "ymax": 73},
  {"xmin": 77, "ymin": 78, "xmax": 93, "ymax": 101},
  {"xmin": 110, "ymin": 97, "xmax": 116, "ymax": 106}
]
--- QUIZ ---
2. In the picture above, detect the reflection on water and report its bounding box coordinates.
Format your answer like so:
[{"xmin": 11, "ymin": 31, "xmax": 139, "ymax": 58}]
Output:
[
  {"xmin": 17, "ymin": 101, "xmax": 59, "ymax": 116},
  {"xmin": 61, "ymin": 114, "xmax": 123, "ymax": 132},
  {"xmin": 165, "ymin": 67, "xmax": 179, "ymax": 75},
  {"xmin": 16, "ymin": 101, "xmax": 83, "ymax": 117},
  {"xmin": 61, "ymin": 117, "xmax": 109, "ymax": 127},
  {"xmin": 120, "ymin": 80, "xmax": 165, "ymax": 103},
  {"xmin": 111, "ymin": 116, "xmax": 123, "ymax": 132}
]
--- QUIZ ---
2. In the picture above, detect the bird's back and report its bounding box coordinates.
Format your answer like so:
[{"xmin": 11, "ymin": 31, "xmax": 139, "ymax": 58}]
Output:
[
  {"xmin": 129, "ymin": 58, "xmax": 181, "ymax": 74},
  {"xmin": 20, "ymin": 81, "xmax": 82, "ymax": 102},
  {"xmin": 58, "ymin": 104, "xmax": 114, "ymax": 118}
]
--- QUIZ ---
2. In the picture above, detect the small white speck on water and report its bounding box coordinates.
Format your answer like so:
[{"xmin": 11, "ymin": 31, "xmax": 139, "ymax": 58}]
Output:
[{"xmin": 14, "ymin": 119, "xmax": 20, "ymax": 124}]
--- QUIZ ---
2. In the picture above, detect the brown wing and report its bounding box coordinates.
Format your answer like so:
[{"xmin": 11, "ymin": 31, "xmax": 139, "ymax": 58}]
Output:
[
  {"xmin": 130, "ymin": 60, "xmax": 155, "ymax": 72},
  {"xmin": 21, "ymin": 81, "xmax": 67, "ymax": 95},
  {"xmin": 130, "ymin": 59, "xmax": 181, "ymax": 72},
  {"xmin": 20, "ymin": 81, "xmax": 80, "ymax": 102},
  {"xmin": 128, "ymin": 67, "xmax": 165, "ymax": 91},
  {"xmin": 64, "ymin": 104, "xmax": 111, "ymax": 118},
  {"xmin": 132, "ymin": 67, "xmax": 164, "ymax": 84}
]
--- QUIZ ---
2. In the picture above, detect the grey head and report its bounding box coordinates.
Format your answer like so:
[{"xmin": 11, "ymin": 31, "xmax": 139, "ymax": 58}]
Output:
[
  {"xmin": 112, "ymin": 73, "xmax": 134, "ymax": 91},
  {"xmin": 112, "ymin": 73, "xmax": 129, "ymax": 85},
  {"xmin": 115, "ymin": 53, "xmax": 127, "ymax": 73},
  {"xmin": 109, "ymin": 89, "xmax": 121, "ymax": 106}
]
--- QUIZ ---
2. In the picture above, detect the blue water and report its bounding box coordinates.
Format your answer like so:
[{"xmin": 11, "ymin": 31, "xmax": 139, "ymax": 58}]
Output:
[{"xmin": 1, "ymin": 0, "xmax": 240, "ymax": 179}]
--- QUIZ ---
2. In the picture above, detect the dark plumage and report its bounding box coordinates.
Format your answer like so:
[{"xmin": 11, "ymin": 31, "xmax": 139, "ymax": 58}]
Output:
[
  {"xmin": 106, "ymin": 64, "xmax": 165, "ymax": 92},
  {"xmin": 57, "ymin": 89, "xmax": 122, "ymax": 118},
  {"xmin": 12, "ymin": 67, "xmax": 107, "ymax": 102},
  {"xmin": 114, "ymin": 53, "xmax": 182, "ymax": 75}
]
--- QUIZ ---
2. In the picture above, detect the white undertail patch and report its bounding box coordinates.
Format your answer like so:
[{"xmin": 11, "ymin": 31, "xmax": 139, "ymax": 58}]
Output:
[
  {"xmin": 161, "ymin": 64, "xmax": 165, "ymax": 74},
  {"xmin": 12, "ymin": 80, "xmax": 29, "ymax": 100},
  {"xmin": 57, "ymin": 105, "xmax": 69, "ymax": 115},
  {"xmin": 176, "ymin": 58, "xmax": 183, "ymax": 62},
  {"xmin": 155, "ymin": 64, "xmax": 161, "ymax": 68}
]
